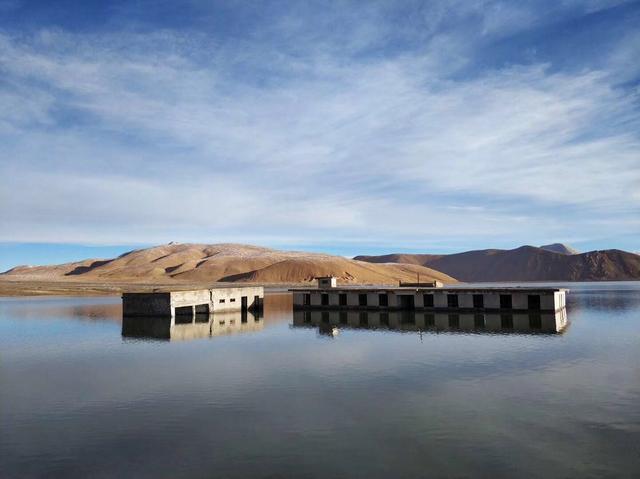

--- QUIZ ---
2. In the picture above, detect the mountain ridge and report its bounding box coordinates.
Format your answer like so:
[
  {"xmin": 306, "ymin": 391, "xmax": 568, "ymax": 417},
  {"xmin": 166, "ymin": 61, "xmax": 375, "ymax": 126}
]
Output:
[
  {"xmin": 355, "ymin": 245, "xmax": 640, "ymax": 282},
  {"xmin": 1, "ymin": 243, "xmax": 456, "ymax": 285}
]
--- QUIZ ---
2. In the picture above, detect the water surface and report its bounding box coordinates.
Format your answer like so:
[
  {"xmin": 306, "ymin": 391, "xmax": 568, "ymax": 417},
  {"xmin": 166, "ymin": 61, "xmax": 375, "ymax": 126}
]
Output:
[{"xmin": 1, "ymin": 283, "xmax": 639, "ymax": 478}]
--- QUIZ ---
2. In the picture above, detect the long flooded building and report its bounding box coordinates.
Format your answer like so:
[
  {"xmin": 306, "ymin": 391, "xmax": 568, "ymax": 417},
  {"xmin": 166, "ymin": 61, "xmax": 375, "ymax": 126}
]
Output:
[{"xmin": 291, "ymin": 278, "xmax": 567, "ymax": 312}]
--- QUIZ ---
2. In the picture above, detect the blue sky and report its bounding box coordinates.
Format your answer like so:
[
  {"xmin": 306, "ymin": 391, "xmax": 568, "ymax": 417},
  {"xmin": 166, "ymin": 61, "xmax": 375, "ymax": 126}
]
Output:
[{"xmin": 0, "ymin": 0, "xmax": 639, "ymax": 271}]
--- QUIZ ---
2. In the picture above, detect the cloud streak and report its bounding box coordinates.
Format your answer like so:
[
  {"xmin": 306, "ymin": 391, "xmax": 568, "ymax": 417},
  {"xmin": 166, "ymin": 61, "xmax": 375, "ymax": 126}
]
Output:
[{"xmin": 0, "ymin": 1, "xmax": 638, "ymax": 253}]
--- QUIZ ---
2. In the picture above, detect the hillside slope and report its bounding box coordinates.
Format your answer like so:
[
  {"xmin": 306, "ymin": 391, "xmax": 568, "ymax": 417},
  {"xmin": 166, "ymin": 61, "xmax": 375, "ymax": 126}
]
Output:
[
  {"xmin": 355, "ymin": 246, "xmax": 640, "ymax": 282},
  {"xmin": 2, "ymin": 243, "xmax": 456, "ymax": 285},
  {"xmin": 540, "ymin": 243, "xmax": 579, "ymax": 255}
]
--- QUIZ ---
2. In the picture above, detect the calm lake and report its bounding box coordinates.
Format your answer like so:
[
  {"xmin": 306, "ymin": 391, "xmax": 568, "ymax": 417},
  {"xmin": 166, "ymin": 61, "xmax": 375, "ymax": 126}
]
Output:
[{"xmin": 1, "ymin": 282, "xmax": 639, "ymax": 478}]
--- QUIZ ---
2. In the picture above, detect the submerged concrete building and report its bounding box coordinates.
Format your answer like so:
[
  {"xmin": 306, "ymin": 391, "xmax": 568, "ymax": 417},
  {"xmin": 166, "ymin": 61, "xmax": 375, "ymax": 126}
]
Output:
[
  {"xmin": 122, "ymin": 286, "xmax": 264, "ymax": 317},
  {"xmin": 291, "ymin": 278, "xmax": 567, "ymax": 312}
]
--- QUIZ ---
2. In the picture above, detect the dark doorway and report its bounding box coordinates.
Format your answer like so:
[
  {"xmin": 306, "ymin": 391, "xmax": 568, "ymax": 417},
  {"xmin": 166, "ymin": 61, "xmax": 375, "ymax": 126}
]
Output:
[
  {"xmin": 474, "ymin": 313, "xmax": 485, "ymax": 328},
  {"xmin": 500, "ymin": 294, "xmax": 513, "ymax": 309},
  {"xmin": 339, "ymin": 294, "xmax": 347, "ymax": 306},
  {"xmin": 358, "ymin": 294, "xmax": 368, "ymax": 307},
  {"xmin": 303, "ymin": 294, "xmax": 311, "ymax": 306},
  {"xmin": 399, "ymin": 295, "xmax": 415, "ymax": 310},
  {"xmin": 241, "ymin": 296, "xmax": 248, "ymax": 312},
  {"xmin": 528, "ymin": 295, "xmax": 541, "ymax": 310},
  {"xmin": 472, "ymin": 294, "xmax": 484, "ymax": 309},
  {"xmin": 447, "ymin": 294, "xmax": 459, "ymax": 308},
  {"xmin": 448, "ymin": 314, "xmax": 460, "ymax": 329},
  {"xmin": 423, "ymin": 294, "xmax": 434, "ymax": 308},
  {"xmin": 501, "ymin": 313, "xmax": 514, "ymax": 329},
  {"xmin": 321, "ymin": 294, "xmax": 329, "ymax": 306},
  {"xmin": 379, "ymin": 293, "xmax": 389, "ymax": 307},
  {"xmin": 175, "ymin": 306, "xmax": 193, "ymax": 316}
]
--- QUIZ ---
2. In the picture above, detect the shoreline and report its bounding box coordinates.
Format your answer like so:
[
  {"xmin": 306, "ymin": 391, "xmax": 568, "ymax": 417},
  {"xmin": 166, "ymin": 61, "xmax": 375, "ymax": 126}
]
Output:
[{"xmin": 1, "ymin": 278, "xmax": 638, "ymax": 297}]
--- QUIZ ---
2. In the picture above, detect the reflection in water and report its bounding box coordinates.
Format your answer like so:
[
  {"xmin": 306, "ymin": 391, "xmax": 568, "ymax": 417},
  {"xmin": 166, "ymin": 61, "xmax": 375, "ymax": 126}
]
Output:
[
  {"xmin": 293, "ymin": 309, "xmax": 568, "ymax": 335},
  {"xmin": 2, "ymin": 285, "xmax": 640, "ymax": 479},
  {"xmin": 122, "ymin": 310, "xmax": 263, "ymax": 341}
]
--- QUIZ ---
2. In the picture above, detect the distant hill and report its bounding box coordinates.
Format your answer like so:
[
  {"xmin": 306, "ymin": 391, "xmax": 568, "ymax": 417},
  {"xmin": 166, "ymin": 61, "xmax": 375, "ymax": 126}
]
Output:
[
  {"xmin": 1, "ymin": 243, "xmax": 456, "ymax": 285},
  {"xmin": 355, "ymin": 245, "xmax": 640, "ymax": 282},
  {"xmin": 540, "ymin": 243, "xmax": 579, "ymax": 255}
]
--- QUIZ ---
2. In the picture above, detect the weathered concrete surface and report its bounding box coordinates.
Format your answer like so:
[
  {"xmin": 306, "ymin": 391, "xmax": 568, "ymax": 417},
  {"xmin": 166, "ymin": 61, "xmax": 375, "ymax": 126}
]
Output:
[
  {"xmin": 290, "ymin": 287, "xmax": 568, "ymax": 312},
  {"xmin": 122, "ymin": 286, "xmax": 264, "ymax": 317}
]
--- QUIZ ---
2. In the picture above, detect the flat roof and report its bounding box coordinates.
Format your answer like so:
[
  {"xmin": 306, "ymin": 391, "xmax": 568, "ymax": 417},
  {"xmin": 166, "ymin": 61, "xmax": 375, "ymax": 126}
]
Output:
[
  {"xmin": 123, "ymin": 286, "xmax": 263, "ymax": 295},
  {"xmin": 289, "ymin": 287, "xmax": 568, "ymax": 293}
]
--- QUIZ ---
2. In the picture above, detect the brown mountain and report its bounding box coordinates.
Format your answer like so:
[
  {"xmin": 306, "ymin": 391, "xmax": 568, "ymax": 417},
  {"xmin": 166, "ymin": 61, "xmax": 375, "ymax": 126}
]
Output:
[
  {"xmin": 355, "ymin": 246, "xmax": 640, "ymax": 282},
  {"xmin": 1, "ymin": 243, "xmax": 456, "ymax": 285},
  {"xmin": 540, "ymin": 243, "xmax": 579, "ymax": 255}
]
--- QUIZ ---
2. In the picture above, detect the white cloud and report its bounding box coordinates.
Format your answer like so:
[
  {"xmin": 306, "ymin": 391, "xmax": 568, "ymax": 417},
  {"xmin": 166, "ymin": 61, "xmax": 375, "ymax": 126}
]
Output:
[{"xmin": 0, "ymin": 2, "xmax": 638, "ymax": 250}]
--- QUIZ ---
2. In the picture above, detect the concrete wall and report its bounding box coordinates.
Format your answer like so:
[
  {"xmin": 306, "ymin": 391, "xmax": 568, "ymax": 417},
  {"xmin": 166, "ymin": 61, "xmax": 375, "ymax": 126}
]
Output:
[
  {"xmin": 291, "ymin": 288, "xmax": 567, "ymax": 312},
  {"xmin": 210, "ymin": 286, "xmax": 264, "ymax": 313},
  {"xmin": 123, "ymin": 286, "xmax": 264, "ymax": 317},
  {"xmin": 122, "ymin": 293, "xmax": 171, "ymax": 317}
]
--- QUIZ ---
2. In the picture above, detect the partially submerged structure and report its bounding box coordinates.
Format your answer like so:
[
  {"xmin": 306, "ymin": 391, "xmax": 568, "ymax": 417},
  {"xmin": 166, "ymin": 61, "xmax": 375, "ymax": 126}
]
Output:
[
  {"xmin": 291, "ymin": 278, "xmax": 567, "ymax": 312},
  {"xmin": 122, "ymin": 286, "xmax": 264, "ymax": 317}
]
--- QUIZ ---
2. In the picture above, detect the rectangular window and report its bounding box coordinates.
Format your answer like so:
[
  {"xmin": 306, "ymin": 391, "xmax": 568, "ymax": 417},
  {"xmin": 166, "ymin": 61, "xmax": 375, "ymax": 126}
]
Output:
[
  {"xmin": 303, "ymin": 294, "xmax": 311, "ymax": 306},
  {"xmin": 339, "ymin": 293, "xmax": 347, "ymax": 306},
  {"xmin": 447, "ymin": 294, "xmax": 459, "ymax": 308},
  {"xmin": 321, "ymin": 294, "xmax": 329, "ymax": 306},
  {"xmin": 528, "ymin": 295, "xmax": 541, "ymax": 310},
  {"xmin": 359, "ymin": 294, "xmax": 368, "ymax": 306},
  {"xmin": 230, "ymin": 298, "xmax": 236, "ymax": 303},
  {"xmin": 500, "ymin": 294, "xmax": 512, "ymax": 309},
  {"xmin": 472, "ymin": 294, "xmax": 484, "ymax": 309},
  {"xmin": 423, "ymin": 294, "xmax": 434, "ymax": 308},
  {"xmin": 219, "ymin": 299, "xmax": 226, "ymax": 303},
  {"xmin": 304, "ymin": 311, "xmax": 311, "ymax": 323},
  {"xmin": 379, "ymin": 293, "xmax": 389, "ymax": 307}
]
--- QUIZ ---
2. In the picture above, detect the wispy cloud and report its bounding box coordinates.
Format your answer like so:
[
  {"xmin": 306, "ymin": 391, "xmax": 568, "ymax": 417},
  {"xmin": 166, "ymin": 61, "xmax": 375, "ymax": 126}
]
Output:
[{"xmin": 0, "ymin": 1, "xmax": 638, "ymax": 252}]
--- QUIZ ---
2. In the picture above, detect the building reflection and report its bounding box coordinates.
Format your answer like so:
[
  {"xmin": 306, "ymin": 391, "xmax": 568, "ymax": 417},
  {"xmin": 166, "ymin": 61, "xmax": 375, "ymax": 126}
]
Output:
[
  {"xmin": 293, "ymin": 309, "xmax": 568, "ymax": 335},
  {"xmin": 122, "ymin": 310, "xmax": 263, "ymax": 341}
]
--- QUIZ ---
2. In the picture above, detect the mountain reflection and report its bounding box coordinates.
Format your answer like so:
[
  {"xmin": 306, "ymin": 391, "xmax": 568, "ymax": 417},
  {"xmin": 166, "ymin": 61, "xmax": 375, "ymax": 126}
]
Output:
[
  {"xmin": 122, "ymin": 310, "xmax": 263, "ymax": 341},
  {"xmin": 293, "ymin": 309, "xmax": 568, "ymax": 335}
]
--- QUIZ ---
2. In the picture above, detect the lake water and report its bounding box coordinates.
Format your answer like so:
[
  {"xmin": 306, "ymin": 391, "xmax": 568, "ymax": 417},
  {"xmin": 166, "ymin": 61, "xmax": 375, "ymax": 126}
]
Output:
[{"xmin": 1, "ymin": 283, "xmax": 639, "ymax": 478}]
